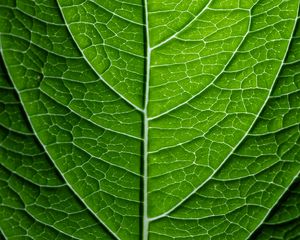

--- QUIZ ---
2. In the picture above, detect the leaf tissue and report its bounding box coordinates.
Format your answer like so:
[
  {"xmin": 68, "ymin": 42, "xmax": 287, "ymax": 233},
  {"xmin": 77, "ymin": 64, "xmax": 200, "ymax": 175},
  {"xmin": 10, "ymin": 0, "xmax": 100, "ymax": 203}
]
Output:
[{"xmin": 0, "ymin": 0, "xmax": 300, "ymax": 239}]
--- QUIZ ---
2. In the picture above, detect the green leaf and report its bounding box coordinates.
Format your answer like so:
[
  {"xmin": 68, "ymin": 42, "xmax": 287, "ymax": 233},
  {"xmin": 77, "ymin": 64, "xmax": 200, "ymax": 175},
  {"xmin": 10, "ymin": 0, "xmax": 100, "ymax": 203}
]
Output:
[
  {"xmin": 253, "ymin": 177, "xmax": 300, "ymax": 239},
  {"xmin": 0, "ymin": 0, "xmax": 300, "ymax": 239}
]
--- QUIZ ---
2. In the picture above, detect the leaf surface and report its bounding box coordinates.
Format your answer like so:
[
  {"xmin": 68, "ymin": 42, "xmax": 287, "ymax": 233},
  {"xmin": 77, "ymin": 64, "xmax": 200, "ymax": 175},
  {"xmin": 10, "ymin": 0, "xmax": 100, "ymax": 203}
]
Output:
[{"xmin": 0, "ymin": 0, "xmax": 300, "ymax": 239}]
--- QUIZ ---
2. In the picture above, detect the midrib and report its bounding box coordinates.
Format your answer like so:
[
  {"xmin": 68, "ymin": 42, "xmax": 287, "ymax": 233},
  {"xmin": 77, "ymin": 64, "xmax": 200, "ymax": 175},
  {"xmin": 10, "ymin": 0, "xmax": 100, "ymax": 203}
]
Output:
[{"xmin": 142, "ymin": 0, "xmax": 150, "ymax": 239}]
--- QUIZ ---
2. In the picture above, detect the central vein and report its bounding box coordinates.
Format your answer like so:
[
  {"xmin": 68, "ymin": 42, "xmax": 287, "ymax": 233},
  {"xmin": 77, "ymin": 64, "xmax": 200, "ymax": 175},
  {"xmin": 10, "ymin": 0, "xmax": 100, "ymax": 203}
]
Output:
[{"xmin": 143, "ymin": 0, "xmax": 151, "ymax": 239}]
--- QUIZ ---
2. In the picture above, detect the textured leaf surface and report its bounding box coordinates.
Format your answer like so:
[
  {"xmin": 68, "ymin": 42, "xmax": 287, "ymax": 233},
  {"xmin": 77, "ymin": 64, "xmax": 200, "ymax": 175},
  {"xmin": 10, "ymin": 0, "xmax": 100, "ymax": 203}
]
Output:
[
  {"xmin": 0, "ymin": 0, "xmax": 300, "ymax": 239},
  {"xmin": 253, "ymin": 177, "xmax": 300, "ymax": 239}
]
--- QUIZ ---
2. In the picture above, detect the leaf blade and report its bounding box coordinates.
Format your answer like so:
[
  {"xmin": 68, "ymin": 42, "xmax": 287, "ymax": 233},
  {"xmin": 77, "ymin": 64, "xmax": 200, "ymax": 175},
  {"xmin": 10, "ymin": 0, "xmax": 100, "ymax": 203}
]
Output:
[{"xmin": 0, "ymin": 0, "xmax": 300, "ymax": 239}]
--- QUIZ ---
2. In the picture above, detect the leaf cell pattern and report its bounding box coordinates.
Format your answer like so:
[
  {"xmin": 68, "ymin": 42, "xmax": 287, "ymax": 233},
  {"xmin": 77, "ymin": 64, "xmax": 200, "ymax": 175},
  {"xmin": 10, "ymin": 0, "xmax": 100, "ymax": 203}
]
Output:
[
  {"xmin": 0, "ymin": 0, "xmax": 300, "ymax": 239},
  {"xmin": 253, "ymin": 177, "xmax": 300, "ymax": 239}
]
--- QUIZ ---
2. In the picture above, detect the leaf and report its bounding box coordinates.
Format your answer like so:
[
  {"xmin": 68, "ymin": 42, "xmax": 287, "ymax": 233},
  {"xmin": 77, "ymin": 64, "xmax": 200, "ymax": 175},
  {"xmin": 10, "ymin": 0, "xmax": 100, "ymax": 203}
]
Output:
[
  {"xmin": 252, "ymin": 177, "xmax": 300, "ymax": 239},
  {"xmin": 0, "ymin": 54, "xmax": 114, "ymax": 239},
  {"xmin": 0, "ymin": 0, "xmax": 300, "ymax": 239}
]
